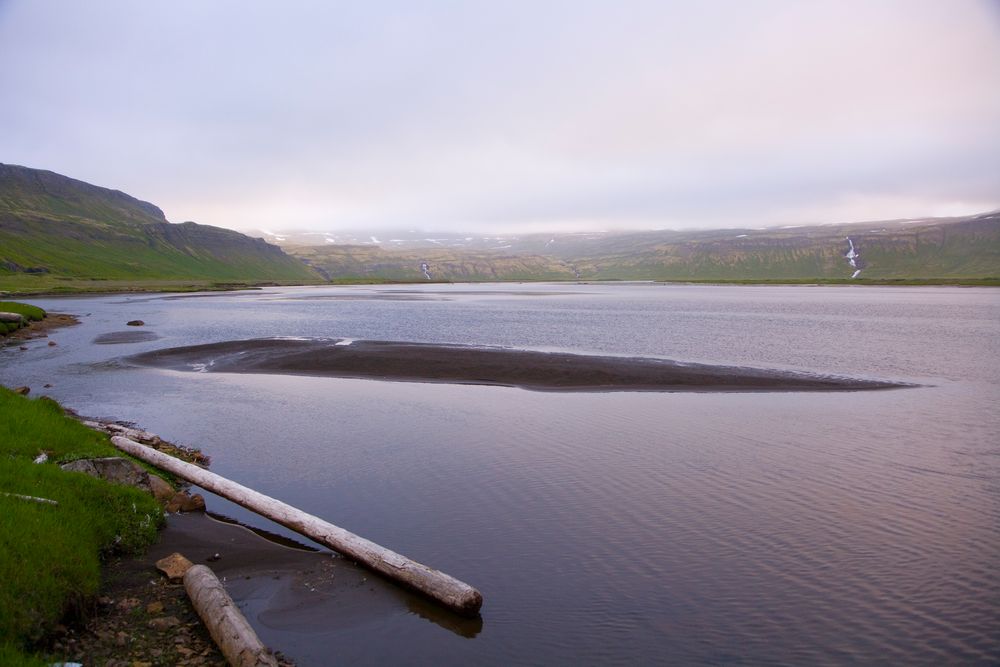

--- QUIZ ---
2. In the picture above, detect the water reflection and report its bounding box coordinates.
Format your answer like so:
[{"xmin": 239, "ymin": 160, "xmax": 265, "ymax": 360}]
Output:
[
  {"xmin": 2, "ymin": 284, "xmax": 997, "ymax": 665},
  {"xmin": 407, "ymin": 596, "xmax": 484, "ymax": 638}
]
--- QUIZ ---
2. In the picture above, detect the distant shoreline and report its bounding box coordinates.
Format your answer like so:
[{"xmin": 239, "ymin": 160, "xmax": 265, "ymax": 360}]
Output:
[
  {"xmin": 2, "ymin": 276, "xmax": 997, "ymax": 298},
  {"xmin": 128, "ymin": 338, "xmax": 908, "ymax": 393}
]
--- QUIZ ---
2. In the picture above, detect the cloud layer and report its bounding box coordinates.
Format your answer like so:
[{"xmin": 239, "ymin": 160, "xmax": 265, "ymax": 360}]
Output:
[{"xmin": 2, "ymin": 0, "xmax": 998, "ymax": 232}]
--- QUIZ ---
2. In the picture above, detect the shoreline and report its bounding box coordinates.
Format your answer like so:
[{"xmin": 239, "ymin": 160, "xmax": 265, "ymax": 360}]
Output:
[
  {"xmin": 50, "ymin": 511, "xmax": 320, "ymax": 666},
  {"xmin": 129, "ymin": 338, "xmax": 908, "ymax": 392},
  {"xmin": 49, "ymin": 415, "xmax": 477, "ymax": 665},
  {"xmin": 0, "ymin": 311, "xmax": 79, "ymax": 344},
  {"xmin": 3, "ymin": 277, "xmax": 998, "ymax": 299}
]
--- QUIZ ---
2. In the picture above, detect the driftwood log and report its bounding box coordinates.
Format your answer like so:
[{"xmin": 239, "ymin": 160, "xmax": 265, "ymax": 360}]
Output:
[
  {"xmin": 111, "ymin": 436, "xmax": 483, "ymax": 616},
  {"xmin": 184, "ymin": 564, "xmax": 278, "ymax": 667}
]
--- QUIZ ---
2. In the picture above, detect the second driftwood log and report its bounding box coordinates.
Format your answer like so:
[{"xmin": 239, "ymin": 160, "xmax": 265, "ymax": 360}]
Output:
[
  {"xmin": 184, "ymin": 564, "xmax": 278, "ymax": 667},
  {"xmin": 111, "ymin": 436, "xmax": 483, "ymax": 616}
]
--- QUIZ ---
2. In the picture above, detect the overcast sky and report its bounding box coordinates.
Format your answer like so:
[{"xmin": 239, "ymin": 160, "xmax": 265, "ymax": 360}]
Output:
[{"xmin": 1, "ymin": 1, "xmax": 999, "ymax": 233}]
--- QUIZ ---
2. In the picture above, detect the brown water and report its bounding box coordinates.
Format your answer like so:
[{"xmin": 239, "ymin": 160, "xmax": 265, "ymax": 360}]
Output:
[{"xmin": 3, "ymin": 284, "xmax": 998, "ymax": 665}]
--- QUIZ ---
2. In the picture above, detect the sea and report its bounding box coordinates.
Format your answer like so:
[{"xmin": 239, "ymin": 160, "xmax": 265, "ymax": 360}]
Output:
[{"xmin": 2, "ymin": 283, "xmax": 998, "ymax": 665}]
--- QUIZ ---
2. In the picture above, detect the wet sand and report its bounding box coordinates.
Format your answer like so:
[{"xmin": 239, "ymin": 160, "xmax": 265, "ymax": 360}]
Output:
[
  {"xmin": 149, "ymin": 513, "xmax": 482, "ymax": 640},
  {"xmin": 128, "ymin": 338, "xmax": 905, "ymax": 392}
]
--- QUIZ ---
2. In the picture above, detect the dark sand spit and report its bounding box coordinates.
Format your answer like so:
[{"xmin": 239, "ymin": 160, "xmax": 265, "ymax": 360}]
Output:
[{"xmin": 128, "ymin": 338, "xmax": 908, "ymax": 392}]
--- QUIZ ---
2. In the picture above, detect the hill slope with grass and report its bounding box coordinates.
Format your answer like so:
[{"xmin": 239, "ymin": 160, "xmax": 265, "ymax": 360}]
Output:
[
  {"xmin": 0, "ymin": 164, "xmax": 320, "ymax": 290},
  {"xmin": 288, "ymin": 244, "xmax": 578, "ymax": 281},
  {"xmin": 0, "ymin": 386, "xmax": 162, "ymax": 664},
  {"xmin": 561, "ymin": 212, "xmax": 1000, "ymax": 281}
]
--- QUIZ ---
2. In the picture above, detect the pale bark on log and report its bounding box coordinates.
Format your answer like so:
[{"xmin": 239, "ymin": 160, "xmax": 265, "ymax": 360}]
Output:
[
  {"xmin": 184, "ymin": 564, "xmax": 278, "ymax": 667},
  {"xmin": 83, "ymin": 419, "xmax": 161, "ymax": 444},
  {"xmin": 111, "ymin": 436, "xmax": 483, "ymax": 616}
]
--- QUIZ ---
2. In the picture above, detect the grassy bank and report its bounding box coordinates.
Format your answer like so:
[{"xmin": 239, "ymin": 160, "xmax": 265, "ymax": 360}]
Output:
[
  {"xmin": 0, "ymin": 387, "xmax": 163, "ymax": 664},
  {"xmin": 0, "ymin": 301, "xmax": 45, "ymax": 335},
  {"xmin": 0, "ymin": 302, "xmax": 45, "ymax": 320}
]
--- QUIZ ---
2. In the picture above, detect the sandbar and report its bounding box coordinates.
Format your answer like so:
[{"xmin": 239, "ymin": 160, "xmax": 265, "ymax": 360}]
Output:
[
  {"xmin": 128, "ymin": 338, "xmax": 906, "ymax": 392},
  {"xmin": 93, "ymin": 330, "xmax": 161, "ymax": 345}
]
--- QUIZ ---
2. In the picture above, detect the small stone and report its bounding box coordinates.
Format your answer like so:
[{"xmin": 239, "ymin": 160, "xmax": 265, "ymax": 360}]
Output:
[
  {"xmin": 156, "ymin": 552, "xmax": 194, "ymax": 581},
  {"xmin": 176, "ymin": 646, "xmax": 194, "ymax": 657},
  {"xmin": 13, "ymin": 386, "xmax": 29, "ymax": 395},
  {"xmin": 167, "ymin": 490, "xmax": 205, "ymax": 513},
  {"xmin": 179, "ymin": 493, "xmax": 206, "ymax": 512},
  {"xmin": 148, "ymin": 474, "xmax": 175, "ymax": 503},
  {"xmin": 43, "ymin": 383, "xmax": 53, "ymax": 388},
  {"xmin": 127, "ymin": 320, "xmax": 145, "ymax": 326},
  {"xmin": 48, "ymin": 340, "xmax": 57, "ymax": 346},
  {"xmin": 148, "ymin": 615, "xmax": 180, "ymax": 631},
  {"xmin": 61, "ymin": 457, "xmax": 152, "ymax": 493},
  {"xmin": 116, "ymin": 631, "xmax": 129, "ymax": 647},
  {"xmin": 19, "ymin": 345, "xmax": 28, "ymax": 350},
  {"xmin": 117, "ymin": 597, "xmax": 141, "ymax": 611},
  {"xmin": 206, "ymin": 553, "xmax": 221, "ymax": 562},
  {"xmin": 132, "ymin": 662, "xmax": 153, "ymax": 667},
  {"xmin": 146, "ymin": 601, "xmax": 164, "ymax": 615},
  {"xmin": 61, "ymin": 458, "xmax": 98, "ymax": 477}
]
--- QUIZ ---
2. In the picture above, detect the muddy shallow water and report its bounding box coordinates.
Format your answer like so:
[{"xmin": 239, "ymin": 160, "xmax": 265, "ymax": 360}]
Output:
[{"xmin": 3, "ymin": 283, "xmax": 999, "ymax": 665}]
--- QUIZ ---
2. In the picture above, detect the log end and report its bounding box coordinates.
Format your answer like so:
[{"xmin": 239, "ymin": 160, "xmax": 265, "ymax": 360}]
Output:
[{"xmin": 460, "ymin": 589, "xmax": 484, "ymax": 617}]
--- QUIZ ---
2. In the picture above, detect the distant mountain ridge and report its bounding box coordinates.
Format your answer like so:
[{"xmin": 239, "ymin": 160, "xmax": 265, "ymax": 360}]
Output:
[
  {"xmin": 0, "ymin": 163, "xmax": 319, "ymax": 283},
  {"xmin": 269, "ymin": 212, "xmax": 1000, "ymax": 281}
]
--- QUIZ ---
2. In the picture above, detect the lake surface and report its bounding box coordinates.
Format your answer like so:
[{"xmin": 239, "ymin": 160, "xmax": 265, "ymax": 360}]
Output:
[{"xmin": 3, "ymin": 283, "xmax": 999, "ymax": 665}]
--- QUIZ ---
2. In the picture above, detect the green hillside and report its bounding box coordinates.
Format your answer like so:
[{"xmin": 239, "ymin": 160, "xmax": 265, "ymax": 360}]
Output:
[
  {"xmin": 281, "ymin": 213, "xmax": 1000, "ymax": 283},
  {"xmin": 289, "ymin": 244, "xmax": 577, "ymax": 282},
  {"xmin": 0, "ymin": 164, "xmax": 320, "ymax": 291},
  {"xmin": 562, "ymin": 215, "xmax": 1000, "ymax": 280}
]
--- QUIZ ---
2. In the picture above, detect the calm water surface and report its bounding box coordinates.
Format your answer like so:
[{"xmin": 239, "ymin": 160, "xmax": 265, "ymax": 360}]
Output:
[{"xmin": 3, "ymin": 284, "xmax": 998, "ymax": 665}]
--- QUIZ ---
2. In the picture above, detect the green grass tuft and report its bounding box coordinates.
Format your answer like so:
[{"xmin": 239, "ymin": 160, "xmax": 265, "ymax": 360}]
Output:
[
  {"xmin": 0, "ymin": 388, "xmax": 117, "ymax": 462},
  {"xmin": 0, "ymin": 302, "xmax": 45, "ymax": 321}
]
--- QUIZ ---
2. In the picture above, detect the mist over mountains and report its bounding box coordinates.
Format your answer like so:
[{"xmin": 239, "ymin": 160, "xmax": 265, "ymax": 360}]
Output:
[
  {"xmin": 1, "ymin": 163, "xmax": 997, "ymax": 288},
  {"xmin": 256, "ymin": 212, "xmax": 1000, "ymax": 282}
]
